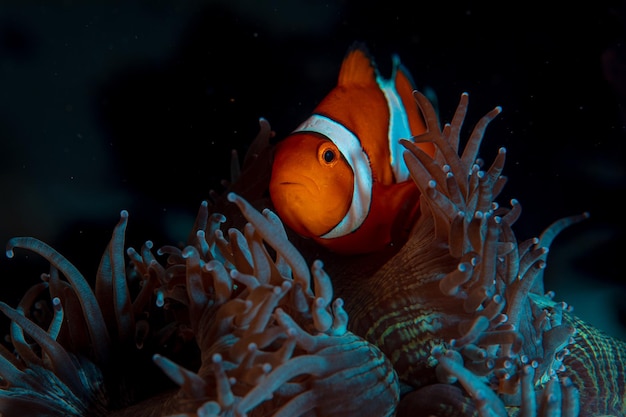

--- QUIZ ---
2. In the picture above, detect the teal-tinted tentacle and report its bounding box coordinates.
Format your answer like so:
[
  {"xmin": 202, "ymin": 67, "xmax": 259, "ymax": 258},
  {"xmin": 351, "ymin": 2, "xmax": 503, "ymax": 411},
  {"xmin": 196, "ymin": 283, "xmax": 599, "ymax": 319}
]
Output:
[{"xmin": 6, "ymin": 237, "xmax": 111, "ymax": 366}]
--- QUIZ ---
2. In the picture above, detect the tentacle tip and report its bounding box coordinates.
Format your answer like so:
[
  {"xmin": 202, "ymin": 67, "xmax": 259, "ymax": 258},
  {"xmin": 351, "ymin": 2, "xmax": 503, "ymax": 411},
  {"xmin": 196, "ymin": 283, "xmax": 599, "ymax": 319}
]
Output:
[
  {"xmin": 281, "ymin": 280, "xmax": 293, "ymax": 291},
  {"xmin": 430, "ymin": 344, "xmax": 445, "ymax": 357},
  {"xmin": 182, "ymin": 246, "xmax": 197, "ymax": 259},
  {"xmin": 226, "ymin": 192, "xmax": 237, "ymax": 203},
  {"xmin": 155, "ymin": 290, "xmax": 165, "ymax": 308},
  {"xmin": 119, "ymin": 209, "xmax": 129, "ymax": 218},
  {"xmin": 5, "ymin": 248, "xmax": 14, "ymax": 258},
  {"xmin": 212, "ymin": 212, "xmax": 227, "ymax": 223}
]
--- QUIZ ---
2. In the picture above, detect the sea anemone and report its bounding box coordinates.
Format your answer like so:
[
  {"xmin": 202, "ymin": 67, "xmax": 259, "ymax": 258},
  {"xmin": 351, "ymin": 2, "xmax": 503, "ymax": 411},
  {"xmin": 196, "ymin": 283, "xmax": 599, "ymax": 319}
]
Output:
[{"xmin": 1, "ymin": 89, "xmax": 625, "ymax": 416}]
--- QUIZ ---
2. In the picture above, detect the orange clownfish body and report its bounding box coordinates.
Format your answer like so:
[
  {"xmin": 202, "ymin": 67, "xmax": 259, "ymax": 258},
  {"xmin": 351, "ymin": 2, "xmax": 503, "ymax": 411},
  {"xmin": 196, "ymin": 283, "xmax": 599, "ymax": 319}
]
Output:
[{"xmin": 269, "ymin": 44, "xmax": 435, "ymax": 254}]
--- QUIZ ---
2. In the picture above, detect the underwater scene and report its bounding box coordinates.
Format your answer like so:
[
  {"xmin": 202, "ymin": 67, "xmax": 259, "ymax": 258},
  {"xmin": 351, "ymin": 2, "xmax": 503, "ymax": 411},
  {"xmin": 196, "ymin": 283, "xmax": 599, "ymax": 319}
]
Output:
[{"xmin": 0, "ymin": 1, "xmax": 625, "ymax": 416}]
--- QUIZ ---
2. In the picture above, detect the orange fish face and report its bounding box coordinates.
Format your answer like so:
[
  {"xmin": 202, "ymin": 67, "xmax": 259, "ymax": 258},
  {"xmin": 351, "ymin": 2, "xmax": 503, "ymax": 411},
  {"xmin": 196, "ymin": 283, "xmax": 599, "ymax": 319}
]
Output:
[{"xmin": 269, "ymin": 132, "xmax": 354, "ymax": 238}]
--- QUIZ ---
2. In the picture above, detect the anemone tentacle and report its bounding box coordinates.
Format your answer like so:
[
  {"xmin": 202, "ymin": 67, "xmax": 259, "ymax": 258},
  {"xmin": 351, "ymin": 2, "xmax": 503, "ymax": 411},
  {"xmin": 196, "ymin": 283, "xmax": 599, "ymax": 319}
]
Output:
[
  {"xmin": 139, "ymin": 195, "xmax": 401, "ymax": 417},
  {"xmin": 1, "ymin": 79, "xmax": 625, "ymax": 417},
  {"xmin": 340, "ymin": 91, "xmax": 625, "ymax": 416},
  {"xmin": 6, "ymin": 237, "xmax": 112, "ymax": 366}
]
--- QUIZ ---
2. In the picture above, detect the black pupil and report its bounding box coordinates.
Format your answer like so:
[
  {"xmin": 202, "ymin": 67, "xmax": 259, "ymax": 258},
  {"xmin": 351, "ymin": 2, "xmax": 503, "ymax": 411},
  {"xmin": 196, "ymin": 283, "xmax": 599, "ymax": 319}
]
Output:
[{"xmin": 323, "ymin": 149, "xmax": 335, "ymax": 163}]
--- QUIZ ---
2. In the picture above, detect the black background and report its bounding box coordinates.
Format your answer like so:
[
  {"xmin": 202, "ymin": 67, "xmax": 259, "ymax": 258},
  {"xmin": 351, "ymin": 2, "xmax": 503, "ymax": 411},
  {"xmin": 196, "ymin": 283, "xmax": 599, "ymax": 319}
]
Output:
[{"xmin": 1, "ymin": 1, "xmax": 625, "ymax": 339}]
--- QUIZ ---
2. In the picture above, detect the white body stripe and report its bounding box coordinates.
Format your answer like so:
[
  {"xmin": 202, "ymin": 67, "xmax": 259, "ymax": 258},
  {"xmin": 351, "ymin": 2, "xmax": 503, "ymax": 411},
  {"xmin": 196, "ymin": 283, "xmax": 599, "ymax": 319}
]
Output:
[
  {"xmin": 292, "ymin": 114, "xmax": 372, "ymax": 239},
  {"xmin": 377, "ymin": 55, "xmax": 411, "ymax": 182}
]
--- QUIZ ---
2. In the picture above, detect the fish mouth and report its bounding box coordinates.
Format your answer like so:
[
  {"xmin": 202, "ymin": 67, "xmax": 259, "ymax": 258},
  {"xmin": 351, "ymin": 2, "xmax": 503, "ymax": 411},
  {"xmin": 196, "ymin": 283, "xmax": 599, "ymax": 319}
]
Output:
[
  {"xmin": 276, "ymin": 181, "xmax": 306, "ymax": 190},
  {"xmin": 275, "ymin": 176, "xmax": 320, "ymax": 194},
  {"xmin": 270, "ymin": 176, "xmax": 323, "ymax": 237}
]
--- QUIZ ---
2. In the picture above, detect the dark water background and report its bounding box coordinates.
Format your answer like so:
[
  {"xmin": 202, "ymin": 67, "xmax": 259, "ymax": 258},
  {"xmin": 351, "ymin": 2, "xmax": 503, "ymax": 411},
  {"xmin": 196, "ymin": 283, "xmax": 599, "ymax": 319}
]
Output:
[{"xmin": 1, "ymin": 1, "xmax": 625, "ymax": 340}]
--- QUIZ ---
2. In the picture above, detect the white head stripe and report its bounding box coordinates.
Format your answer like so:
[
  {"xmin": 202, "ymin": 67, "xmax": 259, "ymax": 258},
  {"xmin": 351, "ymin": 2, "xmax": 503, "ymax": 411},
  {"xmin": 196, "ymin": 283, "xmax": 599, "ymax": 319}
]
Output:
[
  {"xmin": 292, "ymin": 114, "xmax": 372, "ymax": 239},
  {"xmin": 376, "ymin": 55, "xmax": 412, "ymax": 182}
]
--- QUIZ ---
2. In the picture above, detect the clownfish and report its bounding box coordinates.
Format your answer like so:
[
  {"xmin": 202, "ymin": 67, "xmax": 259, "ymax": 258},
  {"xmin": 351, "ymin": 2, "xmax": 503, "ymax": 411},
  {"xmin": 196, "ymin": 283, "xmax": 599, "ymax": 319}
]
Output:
[{"xmin": 269, "ymin": 43, "xmax": 435, "ymax": 254}]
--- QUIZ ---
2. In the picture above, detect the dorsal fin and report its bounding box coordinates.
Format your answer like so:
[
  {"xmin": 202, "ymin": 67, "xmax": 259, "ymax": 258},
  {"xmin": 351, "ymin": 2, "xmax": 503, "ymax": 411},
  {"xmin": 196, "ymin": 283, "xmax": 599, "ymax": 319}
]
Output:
[
  {"xmin": 338, "ymin": 43, "xmax": 378, "ymax": 87},
  {"xmin": 393, "ymin": 58, "xmax": 417, "ymax": 96}
]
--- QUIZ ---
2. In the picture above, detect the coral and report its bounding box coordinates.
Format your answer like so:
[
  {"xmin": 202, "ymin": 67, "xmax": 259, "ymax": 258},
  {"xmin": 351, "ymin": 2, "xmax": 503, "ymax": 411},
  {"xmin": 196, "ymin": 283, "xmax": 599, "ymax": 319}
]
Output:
[{"xmin": 1, "ymin": 90, "xmax": 625, "ymax": 417}]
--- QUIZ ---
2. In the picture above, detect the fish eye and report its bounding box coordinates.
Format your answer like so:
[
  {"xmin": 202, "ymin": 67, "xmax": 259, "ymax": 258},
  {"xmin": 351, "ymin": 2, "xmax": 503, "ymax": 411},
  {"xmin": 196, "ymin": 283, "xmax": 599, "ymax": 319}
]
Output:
[
  {"xmin": 323, "ymin": 149, "xmax": 335, "ymax": 163},
  {"xmin": 318, "ymin": 144, "xmax": 339, "ymax": 166}
]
